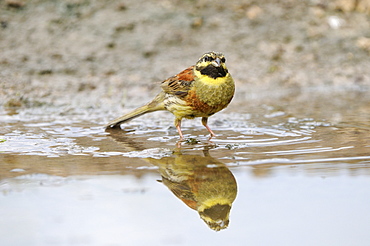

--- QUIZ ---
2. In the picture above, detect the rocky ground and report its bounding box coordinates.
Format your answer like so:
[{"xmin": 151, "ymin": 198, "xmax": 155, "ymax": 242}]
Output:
[{"xmin": 1, "ymin": 0, "xmax": 370, "ymax": 113}]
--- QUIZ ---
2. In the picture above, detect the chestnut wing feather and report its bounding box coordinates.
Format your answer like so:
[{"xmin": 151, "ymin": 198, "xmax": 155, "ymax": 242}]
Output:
[{"xmin": 161, "ymin": 66, "xmax": 195, "ymax": 98}]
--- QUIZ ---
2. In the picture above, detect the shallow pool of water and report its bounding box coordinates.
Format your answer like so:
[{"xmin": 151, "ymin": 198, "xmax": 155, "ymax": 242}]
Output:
[{"xmin": 1, "ymin": 89, "xmax": 370, "ymax": 246}]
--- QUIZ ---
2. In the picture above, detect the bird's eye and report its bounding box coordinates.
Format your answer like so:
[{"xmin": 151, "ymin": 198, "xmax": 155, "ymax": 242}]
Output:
[
  {"xmin": 221, "ymin": 57, "xmax": 226, "ymax": 63},
  {"xmin": 203, "ymin": 56, "xmax": 213, "ymax": 62}
]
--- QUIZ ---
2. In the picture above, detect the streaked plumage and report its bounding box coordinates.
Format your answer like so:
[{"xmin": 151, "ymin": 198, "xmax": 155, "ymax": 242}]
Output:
[{"xmin": 106, "ymin": 52, "xmax": 235, "ymax": 140}]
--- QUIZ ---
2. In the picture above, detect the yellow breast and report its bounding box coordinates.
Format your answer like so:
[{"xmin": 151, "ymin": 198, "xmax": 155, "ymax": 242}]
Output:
[{"xmin": 193, "ymin": 69, "xmax": 235, "ymax": 108}]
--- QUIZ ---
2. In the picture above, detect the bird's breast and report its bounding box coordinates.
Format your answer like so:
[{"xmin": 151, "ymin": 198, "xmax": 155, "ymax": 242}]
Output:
[{"xmin": 187, "ymin": 75, "xmax": 235, "ymax": 115}]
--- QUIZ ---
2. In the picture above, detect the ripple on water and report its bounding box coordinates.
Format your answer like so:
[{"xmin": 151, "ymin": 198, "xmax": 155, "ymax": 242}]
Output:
[
  {"xmin": 0, "ymin": 125, "xmax": 105, "ymax": 157},
  {"xmin": 1, "ymin": 109, "xmax": 369, "ymax": 171}
]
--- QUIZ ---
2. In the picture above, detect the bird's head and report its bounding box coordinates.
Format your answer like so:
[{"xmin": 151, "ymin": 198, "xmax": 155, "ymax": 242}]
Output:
[
  {"xmin": 195, "ymin": 52, "xmax": 228, "ymax": 79},
  {"xmin": 198, "ymin": 203, "xmax": 232, "ymax": 231}
]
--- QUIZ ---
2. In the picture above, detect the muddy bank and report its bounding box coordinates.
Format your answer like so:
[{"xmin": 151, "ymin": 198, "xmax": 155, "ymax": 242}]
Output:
[{"xmin": 1, "ymin": 0, "xmax": 370, "ymax": 113}]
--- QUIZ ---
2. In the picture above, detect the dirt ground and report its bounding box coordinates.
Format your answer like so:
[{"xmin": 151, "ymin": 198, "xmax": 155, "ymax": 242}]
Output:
[{"xmin": 1, "ymin": 0, "xmax": 370, "ymax": 113}]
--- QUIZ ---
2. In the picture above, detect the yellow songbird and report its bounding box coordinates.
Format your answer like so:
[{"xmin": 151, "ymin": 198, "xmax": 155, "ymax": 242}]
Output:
[{"xmin": 106, "ymin": 52, "xmax": 235, "ymax": 140}]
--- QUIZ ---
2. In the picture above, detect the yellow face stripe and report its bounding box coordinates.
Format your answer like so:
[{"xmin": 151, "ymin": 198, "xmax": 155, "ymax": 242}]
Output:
[
  {"xmin": 198, "ymin": 197, "xmax": 232, "ymax": 212},
  {"xmin": 194, "ymin": 68, "xmax": 230, "ymax": 86}
]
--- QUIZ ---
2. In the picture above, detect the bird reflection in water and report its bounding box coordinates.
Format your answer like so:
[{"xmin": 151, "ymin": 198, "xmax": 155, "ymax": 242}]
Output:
[
  {"xmin": 147, "ymin": 148, "xmax": 237, "ymax": 231},
  {"xmin": 105, "ymin": 128, "xmax": 237, "ymax": 231}
]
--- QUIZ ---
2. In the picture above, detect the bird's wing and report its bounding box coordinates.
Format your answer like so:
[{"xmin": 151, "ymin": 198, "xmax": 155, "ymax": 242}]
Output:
[
  {"xmin": 161, "ymin": 177, "xmax": 198, "ymax": 210},
  {"xmin": 161, "ymin": 66, "xmax": 195, "ymax": 98}
]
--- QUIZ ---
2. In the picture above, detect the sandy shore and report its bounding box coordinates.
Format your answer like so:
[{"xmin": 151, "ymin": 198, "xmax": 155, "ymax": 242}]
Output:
[{"xmin": 1, "ymin": 0, "xmax": 370, "ymax": 112}]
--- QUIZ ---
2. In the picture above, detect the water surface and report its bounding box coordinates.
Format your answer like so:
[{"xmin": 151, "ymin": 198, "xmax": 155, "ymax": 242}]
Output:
[{"xmin": 1, "ymin": 89, "xmax": 370, "ymax": 246}]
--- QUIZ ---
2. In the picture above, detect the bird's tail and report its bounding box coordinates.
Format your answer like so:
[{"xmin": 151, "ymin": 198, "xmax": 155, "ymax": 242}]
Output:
[{"xmin": 105, "ymin": 94, "xmax": 166, "ymax": 129}]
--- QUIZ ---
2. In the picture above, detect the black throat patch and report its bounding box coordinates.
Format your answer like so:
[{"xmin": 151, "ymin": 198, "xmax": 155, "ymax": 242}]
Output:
[{"xmin": 199, "ymin": 65, "xmax": 228, "ymax": 79}]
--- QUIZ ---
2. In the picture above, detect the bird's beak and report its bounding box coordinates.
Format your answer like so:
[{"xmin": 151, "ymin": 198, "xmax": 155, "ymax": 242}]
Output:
[{"xmin": 212, "ymin": 58, "xmax": 221, "ymax": 67}]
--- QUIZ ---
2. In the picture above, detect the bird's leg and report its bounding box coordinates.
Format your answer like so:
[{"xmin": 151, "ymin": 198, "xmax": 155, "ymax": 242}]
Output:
[
  {"xmin": 202, "ymin": 117, "xmax": 216, "ymax": 138},
  {"xmin": 175, "ymin": 118, "xmax": 185, "ymax": 140}
]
